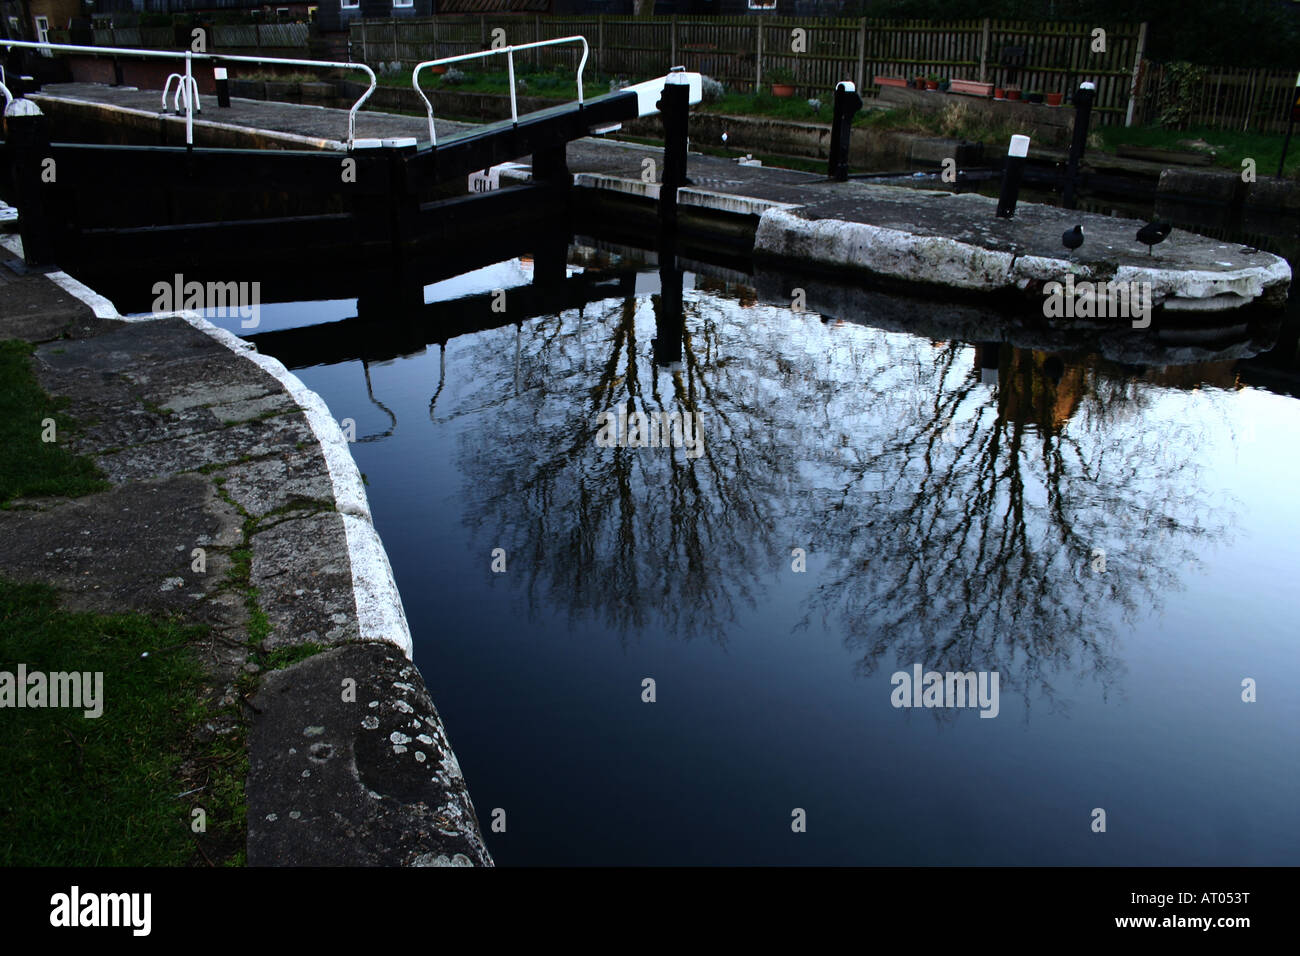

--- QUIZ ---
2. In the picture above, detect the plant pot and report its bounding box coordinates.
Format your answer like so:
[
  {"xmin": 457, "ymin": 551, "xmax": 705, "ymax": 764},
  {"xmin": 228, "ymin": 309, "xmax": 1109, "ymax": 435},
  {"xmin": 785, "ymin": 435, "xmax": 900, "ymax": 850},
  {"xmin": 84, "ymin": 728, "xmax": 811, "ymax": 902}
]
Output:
[
  {"xmin": 925, "ymin": 80, "xmax": 939, "ymax": 91},
  {"xmin": 873, "ymin": 75, "xmax": 908, "ymax": 89},
  {"xmin": 1005, "ymin": 89, "xmax": 1022, "ymax": 101},
  {"xmin": 771, "ymin": 83, "xmax": 795, "ymax": 98},
  {"xmin": 1046, "ymin": 92, "xmax": 1064, "ymax": 107},
  {"xmin": 913, "ymin": 76, "xmax": 926, "ymax": 90},
  {"xmin": 1027, "ymin": 92, "xmax": 1044, "ymax": 104},
  {"xmin": 993, "ymin": 87, "xmax": 1005, "ymax": 99},
  {"xmin": 430, "ymin": 65, "xmax": 448, "ymax": 75},
  {"xmin": 949, "ymin": 79, "xmax": 994, "ymax": 97}
]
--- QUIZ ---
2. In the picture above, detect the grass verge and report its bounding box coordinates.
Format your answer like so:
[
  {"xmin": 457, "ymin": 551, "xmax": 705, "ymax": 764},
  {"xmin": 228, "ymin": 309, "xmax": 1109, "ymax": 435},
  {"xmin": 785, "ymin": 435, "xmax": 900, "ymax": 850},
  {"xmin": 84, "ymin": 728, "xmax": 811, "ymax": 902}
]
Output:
[
  {"xmin": 0, "ymin": 341, "xmax": 108, "ymax": 505},
  {"xmin": 0, "ymin": 579, "xmax": 245, "ymax": 865}
]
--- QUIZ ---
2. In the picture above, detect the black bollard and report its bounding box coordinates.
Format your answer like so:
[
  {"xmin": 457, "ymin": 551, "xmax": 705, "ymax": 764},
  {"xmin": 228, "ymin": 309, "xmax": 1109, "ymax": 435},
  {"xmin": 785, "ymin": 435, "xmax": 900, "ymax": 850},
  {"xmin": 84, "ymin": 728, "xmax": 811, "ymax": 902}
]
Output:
[
  {"xmin": 112, "ymin": 58, "xmax": 124, "ymax": 88},
  {"xmin": 996, "ymin": 134, "xmax": 1030, "ymax": 219},
  {"xmin": 1062, "ymin": 81, "xmax": 1095, "ymax": 209},
  {"xmin": 657, "ymin": 69, "xmax": 690, "ymax": 228},
  {"xmin": 215, "ymin": 66, "xmax": 231, "ymax": 109},
  {"xmin": 827, "ymin": 80, "xmax": 862, "ymax": 182},
  {"xmin": 6, "ymin": 108, "xmax": 57, "ymax": 267}
]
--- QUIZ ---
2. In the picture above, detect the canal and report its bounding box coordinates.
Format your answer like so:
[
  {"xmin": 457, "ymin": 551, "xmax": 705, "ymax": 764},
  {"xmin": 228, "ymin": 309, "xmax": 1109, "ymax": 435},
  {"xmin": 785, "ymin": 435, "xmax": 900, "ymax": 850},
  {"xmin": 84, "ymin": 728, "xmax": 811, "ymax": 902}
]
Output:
[{"xmin": 72, "ymin": 205, "xmax": 1300, "ymax": 866}]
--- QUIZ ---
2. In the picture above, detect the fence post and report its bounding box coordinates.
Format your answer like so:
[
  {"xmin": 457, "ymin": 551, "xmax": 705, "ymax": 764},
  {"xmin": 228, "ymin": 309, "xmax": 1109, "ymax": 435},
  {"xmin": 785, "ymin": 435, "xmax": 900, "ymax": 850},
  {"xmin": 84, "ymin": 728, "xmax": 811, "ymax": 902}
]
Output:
[
  {"xmin": 534, "ymin": 15, "xmax": 540, "ymax": 69},
  {"xmin": 480, "ymin": 16, "xmax": 486, "ymax": 50},
  {"xmin": 1124, "ymin": 22, "xmax": 1147, "ymax": 127},
  {"xmin": 855, "ymin": 18, "xmax": 866, "ymax": 91},
  {"xmin": 670, "ymin": 15, "xmax": 678, "ymax": 68},
  {"xmin": 979, "ymin": 18, "xmax": 990, "ymax": 84},
  {"xmin": 1243, "ymin": 68, "xmax": 1261, "ymax": 133},
  {"xmin": 598, "ymin": 15, "xmax": 604, "ymax": 75},
  {"xmin": 755, "ymin": 22, "xmax": 762, "ymax": 93}
]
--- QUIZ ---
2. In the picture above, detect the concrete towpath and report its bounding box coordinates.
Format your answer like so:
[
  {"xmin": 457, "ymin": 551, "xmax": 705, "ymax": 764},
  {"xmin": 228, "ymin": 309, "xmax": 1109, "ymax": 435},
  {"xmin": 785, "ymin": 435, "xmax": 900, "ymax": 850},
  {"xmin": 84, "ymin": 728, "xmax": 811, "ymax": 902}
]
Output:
[
  {"xmin": 0, "ymin": 245, "xmax": 491, "ymax": 866},
  {"xmin": 27, "ymin": 81, "xmax": 1292, "ymax": 313}
]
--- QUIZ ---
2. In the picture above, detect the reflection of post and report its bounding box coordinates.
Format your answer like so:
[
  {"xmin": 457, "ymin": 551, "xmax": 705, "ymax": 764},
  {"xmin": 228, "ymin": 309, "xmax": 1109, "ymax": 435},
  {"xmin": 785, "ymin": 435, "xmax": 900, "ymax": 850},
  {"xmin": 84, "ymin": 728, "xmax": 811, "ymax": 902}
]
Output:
[
  {"xmin": 533, "ymin": 231, "xmax": 568, "ymax": 288},
  {"xmin": 653, "ymin": 233, "xmax": 684, "ymax": 367},
  {"xmin": 976, "ymin": 342, "xmax": 1000, "ymax": 386},
  {"xmin": 356, "ymin": 273, "xmax": 422, "ymax": 324},
  {"xmin": 658, "ymin": 70, "xmax": 690, "ymax": 229}
]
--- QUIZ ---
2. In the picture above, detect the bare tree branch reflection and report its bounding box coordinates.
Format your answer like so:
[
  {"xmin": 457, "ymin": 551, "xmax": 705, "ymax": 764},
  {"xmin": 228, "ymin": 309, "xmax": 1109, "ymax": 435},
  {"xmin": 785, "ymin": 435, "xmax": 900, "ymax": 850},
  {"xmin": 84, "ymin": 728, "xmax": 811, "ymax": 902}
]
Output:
[{"xmin": 440, "ymin": 258, "xmax": 1238, "ymax": 706}]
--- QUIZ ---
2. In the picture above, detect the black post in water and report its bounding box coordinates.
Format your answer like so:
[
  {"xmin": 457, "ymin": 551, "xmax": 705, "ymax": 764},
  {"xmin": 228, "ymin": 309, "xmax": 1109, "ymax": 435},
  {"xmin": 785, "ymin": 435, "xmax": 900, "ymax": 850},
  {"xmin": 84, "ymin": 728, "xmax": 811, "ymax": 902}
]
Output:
[
  {"xmin": 827, "ymin": 80, "xmax": 862, "ymax": 182},
  {"xmin": 652, "ymin": 231, "xmax": 684, "ymax": 367},
  {"xmin": 1276, "ymin": 72, "xmax": 1300, "ymax": 177},
  {"xmin": 215, "ymin": 66, "xmax": 231, "ymax": 108},
  {"xmin": 996, "ymin": 135, "xmax": 1030, "ymax": 219},
  {"xmin": 657, "ymin": 69, "xmax": 690, "ymax": 228},
  {"xmin": 1062, "ymin": 81, "xmax": 1095, "ymax": 209},
  {"xmin": 6, "ymin": 108, "xmax": 57, "ymax": 267}
]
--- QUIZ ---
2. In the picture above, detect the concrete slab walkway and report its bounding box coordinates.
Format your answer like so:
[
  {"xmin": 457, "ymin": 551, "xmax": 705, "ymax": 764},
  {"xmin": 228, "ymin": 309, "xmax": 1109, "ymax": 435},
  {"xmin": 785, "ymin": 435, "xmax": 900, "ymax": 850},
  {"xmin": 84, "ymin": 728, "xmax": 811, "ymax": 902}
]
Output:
[{"xmin": 0, "ymin": 247, "xmax": 491, "ymax": 866}]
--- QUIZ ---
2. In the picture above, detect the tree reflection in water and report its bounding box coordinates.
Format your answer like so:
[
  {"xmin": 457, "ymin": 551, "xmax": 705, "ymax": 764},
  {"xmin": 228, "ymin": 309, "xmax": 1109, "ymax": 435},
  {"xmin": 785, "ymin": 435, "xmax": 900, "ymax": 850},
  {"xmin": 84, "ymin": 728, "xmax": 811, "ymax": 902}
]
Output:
[{"xmin": 445, "ymin": 255, "xmax": 1237, "ymax": 707}]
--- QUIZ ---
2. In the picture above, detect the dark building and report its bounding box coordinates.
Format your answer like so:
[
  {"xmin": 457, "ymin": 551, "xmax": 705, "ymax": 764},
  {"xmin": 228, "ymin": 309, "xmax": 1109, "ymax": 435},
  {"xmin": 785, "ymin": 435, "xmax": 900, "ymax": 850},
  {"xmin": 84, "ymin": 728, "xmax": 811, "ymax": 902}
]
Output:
[{"xmin": 552, "ymin": 1, "xmax": 843, "ymax": 13}]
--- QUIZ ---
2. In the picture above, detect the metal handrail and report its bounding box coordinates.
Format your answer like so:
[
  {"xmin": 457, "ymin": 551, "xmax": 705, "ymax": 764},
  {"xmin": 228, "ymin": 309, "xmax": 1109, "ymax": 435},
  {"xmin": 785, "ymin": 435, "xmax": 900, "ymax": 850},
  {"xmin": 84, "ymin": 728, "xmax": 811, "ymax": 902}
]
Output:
[
  {"xmin": 0, "ymin": 39, "xmax": 377, "ymax": 148},
  {"xmin": 412, "ymin": 35, "xmax": 588, "ymax": 146},
  {"xmin": 0, "ymin": 80, "xmax": 11, "ymax": 111},
  {"xmin": 162, "ymin": 72, "xmax": 201, "ymax": 114}
]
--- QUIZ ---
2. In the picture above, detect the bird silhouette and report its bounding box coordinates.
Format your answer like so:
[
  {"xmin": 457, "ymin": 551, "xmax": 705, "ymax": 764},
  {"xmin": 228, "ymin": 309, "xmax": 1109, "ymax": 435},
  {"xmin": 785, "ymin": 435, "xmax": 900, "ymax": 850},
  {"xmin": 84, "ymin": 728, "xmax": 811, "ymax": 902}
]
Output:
[
  {"xmin": 1062, "ymin": 224, "xmax": 1084, "ymax": 259},
  {"xmin": 1137, "ymin": 221, "xmax": 1172, "ymax": 256}
]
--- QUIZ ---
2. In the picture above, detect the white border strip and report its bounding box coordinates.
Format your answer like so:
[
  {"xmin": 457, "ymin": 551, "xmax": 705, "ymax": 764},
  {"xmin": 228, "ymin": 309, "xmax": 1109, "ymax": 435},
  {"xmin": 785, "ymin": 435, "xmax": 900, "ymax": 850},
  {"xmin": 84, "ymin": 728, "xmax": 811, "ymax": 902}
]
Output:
[{"xmin": 3, "ymin": 231, "xmax": 415, "ymax": 659}]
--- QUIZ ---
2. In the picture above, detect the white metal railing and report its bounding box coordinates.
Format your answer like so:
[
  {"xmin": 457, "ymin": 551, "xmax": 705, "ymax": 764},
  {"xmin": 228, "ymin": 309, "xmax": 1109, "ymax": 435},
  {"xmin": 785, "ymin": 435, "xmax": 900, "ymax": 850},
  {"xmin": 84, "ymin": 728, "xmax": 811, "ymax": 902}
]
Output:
[
  {"xmin": 412, "ymin": 36, "xmax": 588, "ymax": 147},
  {"xmin": 162, "ymin": 72, "xmax": 201, "ymax": 114},
  {"xmin": 0, "ymin": 81, "xmax": 11, "ymax": 111},
  {"xmin": 0, "ymin": 39, "xmax": 377, "ymax": 148}
]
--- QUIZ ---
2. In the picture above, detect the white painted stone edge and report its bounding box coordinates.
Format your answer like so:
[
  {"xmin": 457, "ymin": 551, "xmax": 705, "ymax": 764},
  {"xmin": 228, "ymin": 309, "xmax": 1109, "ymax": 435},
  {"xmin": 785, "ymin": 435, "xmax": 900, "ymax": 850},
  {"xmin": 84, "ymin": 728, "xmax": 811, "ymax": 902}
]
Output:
[
  {"xmin": 754, "ymin": 206, "xmax": 1293, "ymax": 303},
  {"xmin": 0, "ymin": 232, "xmax": 414, "ymax": 659}
]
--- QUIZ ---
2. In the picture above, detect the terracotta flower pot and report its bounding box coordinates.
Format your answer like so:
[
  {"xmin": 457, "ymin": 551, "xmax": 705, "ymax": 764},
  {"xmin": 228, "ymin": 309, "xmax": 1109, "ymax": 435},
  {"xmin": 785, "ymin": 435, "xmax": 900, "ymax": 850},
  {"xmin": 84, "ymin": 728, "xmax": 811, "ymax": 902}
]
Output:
[
  {"xmin": 874, "ymin": 75, "xmax": 908, "ymax": 88},
  {"xmin": 1046, "ymin": 92, "xmax": 1064, "ymax": 106},
  {"xmin": 1005, "ymin": 89, "xmax": 1022, "ymax": 101},
  {"xmin": 993, "ymin": 87, "xmax": 1005, "ymax": 99},
  {"xmin": 771, "ymin": 83, "xmax": 795, "ymax": 98},
  {"xmin": 430, "ymin": 65, "xmax": 448, "ymax": 75},
  {"xmin": 925, "ymin": 80, "xmax": 938, "ymax": 90}
]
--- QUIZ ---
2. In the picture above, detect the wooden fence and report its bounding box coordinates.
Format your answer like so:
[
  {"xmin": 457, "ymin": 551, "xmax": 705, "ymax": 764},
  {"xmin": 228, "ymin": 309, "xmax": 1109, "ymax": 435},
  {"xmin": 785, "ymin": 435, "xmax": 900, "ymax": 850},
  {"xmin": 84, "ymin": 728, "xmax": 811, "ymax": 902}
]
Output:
[
  {"xmin": 349, "ymin": 15, "xmax": 1147, "ymax": 125},
  {"xmin": 80, "ymin": 23, "xmax": 310, "ymax": 51},
  {"xmin": 1134, "ymin": 63, "xmax": 1300, "ymax": 134}
]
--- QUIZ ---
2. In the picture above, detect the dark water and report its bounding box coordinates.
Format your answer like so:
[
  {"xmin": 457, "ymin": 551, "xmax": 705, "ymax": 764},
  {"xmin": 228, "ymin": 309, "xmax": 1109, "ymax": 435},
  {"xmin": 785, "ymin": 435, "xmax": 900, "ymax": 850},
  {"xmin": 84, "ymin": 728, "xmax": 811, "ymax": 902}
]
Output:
[{"xmin": 99, "ymin": 231, "xmax": 1300, "ymax": 866}]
